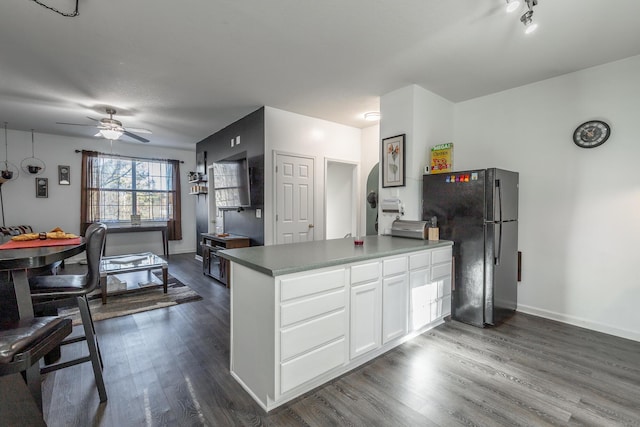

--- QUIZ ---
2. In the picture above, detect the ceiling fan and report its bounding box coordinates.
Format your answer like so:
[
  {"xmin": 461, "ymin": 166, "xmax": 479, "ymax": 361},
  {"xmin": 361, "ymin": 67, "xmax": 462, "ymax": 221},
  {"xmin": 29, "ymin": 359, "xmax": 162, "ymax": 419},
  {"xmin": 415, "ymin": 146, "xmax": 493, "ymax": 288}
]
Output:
[{"xmin": 57, "ymin": 108, "xmax": 152, "ymax": 143}]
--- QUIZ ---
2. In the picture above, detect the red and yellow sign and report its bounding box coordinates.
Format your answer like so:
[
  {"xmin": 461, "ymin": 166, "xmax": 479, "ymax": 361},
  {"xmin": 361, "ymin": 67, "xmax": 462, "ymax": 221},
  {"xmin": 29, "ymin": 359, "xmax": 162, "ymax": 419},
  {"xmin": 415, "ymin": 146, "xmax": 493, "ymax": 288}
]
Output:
[{"xmin": 430, "ymin": 143, "xmax": 453, "ymax": 174}]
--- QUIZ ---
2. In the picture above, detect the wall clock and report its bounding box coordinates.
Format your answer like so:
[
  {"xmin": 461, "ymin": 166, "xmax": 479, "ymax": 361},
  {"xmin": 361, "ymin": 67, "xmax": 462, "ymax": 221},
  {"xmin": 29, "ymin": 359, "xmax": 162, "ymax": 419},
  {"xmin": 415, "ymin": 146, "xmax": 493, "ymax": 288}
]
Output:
[{"xmin": 573, "ymin": 120, "xmax": 611, "ymax": 148}]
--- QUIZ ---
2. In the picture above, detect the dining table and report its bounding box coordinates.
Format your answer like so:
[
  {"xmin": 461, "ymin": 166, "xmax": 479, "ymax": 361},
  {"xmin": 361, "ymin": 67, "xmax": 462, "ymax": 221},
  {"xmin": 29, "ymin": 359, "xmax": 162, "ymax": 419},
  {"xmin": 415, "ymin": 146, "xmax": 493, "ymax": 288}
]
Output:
[{"xmin": 0, "ymin": 237, "xmax": 86, "ymax": 319}]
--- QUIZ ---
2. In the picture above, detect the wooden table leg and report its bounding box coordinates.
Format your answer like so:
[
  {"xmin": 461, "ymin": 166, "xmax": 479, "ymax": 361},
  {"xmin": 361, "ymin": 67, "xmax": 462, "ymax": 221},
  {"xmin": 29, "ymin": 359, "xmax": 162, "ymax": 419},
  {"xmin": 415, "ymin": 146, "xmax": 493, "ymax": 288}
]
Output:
[{"xmin": 10, "ymin": 269, "xmax": 34, "ymax": 319}]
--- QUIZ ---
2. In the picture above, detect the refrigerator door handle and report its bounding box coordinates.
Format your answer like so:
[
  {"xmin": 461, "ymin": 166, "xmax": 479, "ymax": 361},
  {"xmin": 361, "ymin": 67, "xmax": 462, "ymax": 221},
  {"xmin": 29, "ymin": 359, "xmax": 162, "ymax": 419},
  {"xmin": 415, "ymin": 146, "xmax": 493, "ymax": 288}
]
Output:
[
  {"xmin": 494, "ymin": 179, "xmax": 503, "ymax": 265},
  {"xmin": 495, "ymin": 179, "xmax": 502, "ymax": 223},
  {"xmin": 495, "ymin": 222, "xmax": 503, "ymax": 265}
]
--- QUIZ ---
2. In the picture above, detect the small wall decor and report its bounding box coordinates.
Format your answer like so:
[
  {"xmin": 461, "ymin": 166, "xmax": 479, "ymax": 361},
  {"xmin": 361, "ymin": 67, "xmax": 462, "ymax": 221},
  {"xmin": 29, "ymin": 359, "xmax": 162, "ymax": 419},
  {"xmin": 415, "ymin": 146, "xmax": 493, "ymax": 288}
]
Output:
[
  {"xmin": 382, "ymin": 134, "xmax": 406, "ymax": 188},
  {"xmin": 130, "ymin": 214, "xmax": 141, "ymax": 226},
  {"xmin": 36, "ymin": 177, "xmax": 48, "ymax": 198},
  {"xmin": 430, "ymin": 143, "xmax": 454, "ymax": 174},
  {"xmin": 58, "ymin": 165, "xmax": 70, "ymax": 185}
]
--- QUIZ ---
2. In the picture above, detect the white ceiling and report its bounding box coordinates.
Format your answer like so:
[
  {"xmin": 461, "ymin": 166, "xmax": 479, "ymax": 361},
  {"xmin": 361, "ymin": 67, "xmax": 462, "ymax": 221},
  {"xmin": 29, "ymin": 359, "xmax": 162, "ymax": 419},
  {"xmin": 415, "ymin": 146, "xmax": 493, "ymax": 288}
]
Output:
[{"xmin": 2, "ymin": 0, "xmax": 640, "ymax": 149}]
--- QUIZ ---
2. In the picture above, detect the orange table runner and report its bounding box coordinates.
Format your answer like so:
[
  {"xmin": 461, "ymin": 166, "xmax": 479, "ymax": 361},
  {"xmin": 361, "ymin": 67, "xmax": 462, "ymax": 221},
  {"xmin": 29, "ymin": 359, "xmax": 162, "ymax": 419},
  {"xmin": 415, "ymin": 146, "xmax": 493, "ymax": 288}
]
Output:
[{"xmin": 0, "ymin": 237, "xmax": 82, "ymax": 250}]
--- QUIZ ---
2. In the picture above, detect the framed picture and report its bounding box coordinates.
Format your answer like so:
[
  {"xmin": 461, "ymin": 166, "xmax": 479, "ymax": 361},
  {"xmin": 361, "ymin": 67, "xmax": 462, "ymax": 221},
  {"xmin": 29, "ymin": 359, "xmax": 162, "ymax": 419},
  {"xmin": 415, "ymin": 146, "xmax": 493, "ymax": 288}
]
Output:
[
  {"xmin": 58, "ymin": 165, "xmax": 70, "ymax": 185},
  {"xmin": 382, "ymin": 134, "xmax": 406, "ymax": 187},
  {"xmin": 36, "ymin": 178, "xmax": 48, "ymax": 198}
]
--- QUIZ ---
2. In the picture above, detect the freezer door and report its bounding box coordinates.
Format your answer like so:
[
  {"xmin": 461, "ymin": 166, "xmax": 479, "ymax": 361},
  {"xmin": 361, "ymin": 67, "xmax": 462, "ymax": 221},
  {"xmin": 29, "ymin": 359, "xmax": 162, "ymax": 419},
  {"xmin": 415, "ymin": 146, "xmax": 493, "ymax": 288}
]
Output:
[
  {"xmin": 486, "ymin": 168, "xmax": 519, "ymax": 222},
  {"xmin": 485, "ymin": 221, "xmax": 518, "ymax": 325}
]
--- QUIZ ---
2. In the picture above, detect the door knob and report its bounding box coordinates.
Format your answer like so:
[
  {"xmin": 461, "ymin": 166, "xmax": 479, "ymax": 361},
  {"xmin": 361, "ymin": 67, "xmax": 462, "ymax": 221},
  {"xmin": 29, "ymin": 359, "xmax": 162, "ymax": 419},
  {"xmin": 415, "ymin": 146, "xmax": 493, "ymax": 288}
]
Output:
[{"xmin": 308, "ymin": 224, "xmax": 315, "ymax": 228}]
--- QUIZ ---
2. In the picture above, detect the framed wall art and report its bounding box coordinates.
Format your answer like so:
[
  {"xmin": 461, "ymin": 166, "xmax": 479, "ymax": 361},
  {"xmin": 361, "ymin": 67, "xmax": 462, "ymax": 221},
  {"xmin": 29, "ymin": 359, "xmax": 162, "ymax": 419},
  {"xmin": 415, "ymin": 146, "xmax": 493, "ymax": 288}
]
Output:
[
  {"xmin": 382, "ymin": 134, "xmax": 406, "ymax": 187},
  {"xmin": 58, "ymin": 165, "xmax": 70, "ymax": 185},
  {"xmin": 36, "ymin": 177, "xmax": 48, "ymax": 198}
]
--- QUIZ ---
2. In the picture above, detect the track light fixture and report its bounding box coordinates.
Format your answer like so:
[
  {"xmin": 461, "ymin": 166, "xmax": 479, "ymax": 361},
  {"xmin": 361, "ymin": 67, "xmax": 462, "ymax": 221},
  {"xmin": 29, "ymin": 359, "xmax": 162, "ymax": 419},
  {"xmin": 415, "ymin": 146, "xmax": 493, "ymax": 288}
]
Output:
[
  {"xmin": 505, "ymin": 0, "xmax": 520, "ymax": 13},
  {"xmin": 520, "ymin": 0, "xmax": 539, "ymax": 34}
]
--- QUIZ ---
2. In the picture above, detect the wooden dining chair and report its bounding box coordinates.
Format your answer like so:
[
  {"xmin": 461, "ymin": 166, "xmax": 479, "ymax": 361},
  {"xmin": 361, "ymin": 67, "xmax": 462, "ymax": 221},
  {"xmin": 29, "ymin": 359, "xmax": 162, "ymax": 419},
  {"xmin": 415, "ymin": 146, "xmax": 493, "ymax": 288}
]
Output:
[
  {"xmin": 28, "ymin": 222, "xmax": 108, "ymax": 402},
  {"xmin": 0, "ymin": 316, "xmax": 72, "ymax": 411}
]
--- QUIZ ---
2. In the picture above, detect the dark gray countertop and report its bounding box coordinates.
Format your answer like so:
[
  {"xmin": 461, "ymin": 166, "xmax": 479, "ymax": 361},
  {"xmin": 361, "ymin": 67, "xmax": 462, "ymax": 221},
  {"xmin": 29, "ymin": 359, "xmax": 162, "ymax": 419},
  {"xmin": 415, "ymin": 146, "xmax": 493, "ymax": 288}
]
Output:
[{"xmin": 218, "ymin": 235, "xmax": 452, "ymax": 277}]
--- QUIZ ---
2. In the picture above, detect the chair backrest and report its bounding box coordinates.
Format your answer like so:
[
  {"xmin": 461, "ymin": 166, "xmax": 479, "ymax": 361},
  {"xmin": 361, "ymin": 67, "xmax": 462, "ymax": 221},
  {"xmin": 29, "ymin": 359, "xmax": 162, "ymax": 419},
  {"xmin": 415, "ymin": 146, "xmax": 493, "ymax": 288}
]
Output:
[{"xmin": 84, "ymin": 222, "xmax": 107, "ymax": 292}]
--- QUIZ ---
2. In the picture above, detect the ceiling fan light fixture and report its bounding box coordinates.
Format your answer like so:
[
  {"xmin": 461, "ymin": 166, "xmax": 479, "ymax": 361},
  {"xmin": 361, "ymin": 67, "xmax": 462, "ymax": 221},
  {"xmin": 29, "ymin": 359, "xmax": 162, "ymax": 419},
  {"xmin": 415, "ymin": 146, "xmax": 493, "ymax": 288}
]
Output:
[{"xmin": 99, "ymin": 128, "xmax": 124, "ymax": 140}]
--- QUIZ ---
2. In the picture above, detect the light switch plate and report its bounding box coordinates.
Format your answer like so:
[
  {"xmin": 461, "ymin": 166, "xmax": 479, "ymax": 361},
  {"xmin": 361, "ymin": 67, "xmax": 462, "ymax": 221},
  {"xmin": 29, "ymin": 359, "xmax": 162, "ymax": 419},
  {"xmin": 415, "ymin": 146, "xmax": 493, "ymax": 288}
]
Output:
[{"xmin": 256, "ymin": 208, "xmax": 262, "ymax": 218}]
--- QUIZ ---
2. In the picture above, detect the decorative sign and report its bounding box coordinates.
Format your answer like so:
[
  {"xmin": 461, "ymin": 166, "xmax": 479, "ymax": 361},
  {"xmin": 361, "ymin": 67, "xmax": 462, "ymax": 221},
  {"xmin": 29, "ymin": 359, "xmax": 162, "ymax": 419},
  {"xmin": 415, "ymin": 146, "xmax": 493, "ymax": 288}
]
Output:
[
  {"xmin": 36, "ymin": 178, "xmax": 48, "ymax": 198},
  {"xmin": 130, "ymin": 214, "xmax": 141, "ymax": 226},
  {"xmin": 58, "ymin": 165, "xmax": 70, "ymax": 185},
  {"xmin": 430, "ymin": 143, "xmax": 454, "ymax": 174}
]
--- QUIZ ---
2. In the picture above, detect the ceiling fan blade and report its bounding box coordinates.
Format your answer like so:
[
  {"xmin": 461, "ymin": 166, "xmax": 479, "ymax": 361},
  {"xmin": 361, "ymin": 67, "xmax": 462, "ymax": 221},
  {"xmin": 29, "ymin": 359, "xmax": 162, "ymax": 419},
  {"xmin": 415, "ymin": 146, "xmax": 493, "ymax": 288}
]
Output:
[
  {"xmin": 86, "ymin": 116, "xmax": 101, "ymax": 122},
  {"xmin": 56, "ymin": 122, "xmax": 97, "ymax": 127},
  {"xmin": 125, "ymin": 127, "xmax": 152, "ymax": 134},
  {"xmin": 123, "ymin": 130, "xmax": 150, "ymax": 143}
]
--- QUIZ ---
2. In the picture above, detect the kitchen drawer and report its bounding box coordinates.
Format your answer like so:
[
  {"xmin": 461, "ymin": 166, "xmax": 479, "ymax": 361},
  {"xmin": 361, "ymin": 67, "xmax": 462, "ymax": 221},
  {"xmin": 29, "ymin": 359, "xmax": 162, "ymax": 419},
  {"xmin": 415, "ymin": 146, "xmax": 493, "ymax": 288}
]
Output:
[
  {"xmin": 383, "ymin": 256, "xmax": 407, "ymax": 277},
  {"xmin": 431, "ymin": 262, "xmax": 452, "ymax": 281},
  {"xmin": 280, "ymin": 337, "xmax": 346, "ymax": 394},
  {"xmin": 350, "ymin": 261, "xmax": 380, "ymax": 285},
  {"xmin": 281, "ymin": 268, "xmax": 345, "ymax": 301},
  {"xmin": 432, "ymin": 247, "xmax": 452, "ymax": 265},
  {"xmin": 410, "ymin": 267, "xmax": 430, "ymax": 287},
  {"xmin": 281, "ymin": 309, "xmax": 346, "ymax": 361},
  {"xmin": 409, "ymin": 251, "xmax": 430, "ymax": 270},
  {"xmin": 281, "ymin": 289, "xmax": 345, "ymax": 327}
]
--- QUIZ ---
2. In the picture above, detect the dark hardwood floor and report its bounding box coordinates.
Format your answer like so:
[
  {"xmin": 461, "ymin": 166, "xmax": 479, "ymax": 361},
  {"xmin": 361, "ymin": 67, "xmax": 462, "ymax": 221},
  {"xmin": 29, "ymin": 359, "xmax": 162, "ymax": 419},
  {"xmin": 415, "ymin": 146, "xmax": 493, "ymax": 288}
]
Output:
[{"xmin": 37, "ymin": 253, "xmax": 640, "ymax": 426}]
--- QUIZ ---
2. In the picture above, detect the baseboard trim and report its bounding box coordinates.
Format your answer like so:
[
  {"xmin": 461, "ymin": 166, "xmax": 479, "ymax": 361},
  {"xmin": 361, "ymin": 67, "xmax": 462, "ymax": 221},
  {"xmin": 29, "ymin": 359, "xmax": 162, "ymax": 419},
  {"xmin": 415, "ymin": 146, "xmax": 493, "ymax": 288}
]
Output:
[{"xmin": 517, "ymin": 304, "xmax": 640, "ymax": 342}]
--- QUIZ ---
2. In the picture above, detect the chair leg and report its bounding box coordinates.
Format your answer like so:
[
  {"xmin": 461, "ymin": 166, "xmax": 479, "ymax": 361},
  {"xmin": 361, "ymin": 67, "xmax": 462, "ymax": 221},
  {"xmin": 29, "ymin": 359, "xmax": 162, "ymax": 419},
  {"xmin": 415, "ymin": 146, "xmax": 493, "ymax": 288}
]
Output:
[
  {"xmin": 77, "ymin": 296, "xmax": 107, "ymax": 402},
  {"xmin": 84, "ymin": 296, "xmax": 104, "ymax": 369},
  {"xmin": 24, "ymin": 363, "xmax": 43, "ymax": 412}
]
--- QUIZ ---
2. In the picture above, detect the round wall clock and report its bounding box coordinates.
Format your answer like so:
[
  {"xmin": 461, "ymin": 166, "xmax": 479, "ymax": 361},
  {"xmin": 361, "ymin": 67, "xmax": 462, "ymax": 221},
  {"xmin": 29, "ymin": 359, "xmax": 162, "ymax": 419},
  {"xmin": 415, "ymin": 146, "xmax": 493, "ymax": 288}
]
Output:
[{"xmin": 573, "ymin": 120, "xmax": 611, "ymax": 148}]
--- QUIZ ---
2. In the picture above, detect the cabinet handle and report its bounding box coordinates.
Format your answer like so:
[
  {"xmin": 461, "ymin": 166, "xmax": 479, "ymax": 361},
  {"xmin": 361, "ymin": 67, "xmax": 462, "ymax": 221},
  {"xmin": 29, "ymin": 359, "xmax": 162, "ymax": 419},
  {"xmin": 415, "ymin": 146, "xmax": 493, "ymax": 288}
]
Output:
[{"xmin": 308, "ymin": 224, "xmax": 315, "ymax": 228}]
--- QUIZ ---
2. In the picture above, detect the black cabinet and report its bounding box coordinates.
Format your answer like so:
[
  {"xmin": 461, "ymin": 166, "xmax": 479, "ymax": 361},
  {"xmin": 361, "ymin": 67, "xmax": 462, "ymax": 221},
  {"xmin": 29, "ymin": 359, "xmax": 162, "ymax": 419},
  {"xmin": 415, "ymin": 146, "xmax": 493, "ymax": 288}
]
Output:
[{"xmin": 201, "ymin": 233, "xmax": 250, "ymax": 287}]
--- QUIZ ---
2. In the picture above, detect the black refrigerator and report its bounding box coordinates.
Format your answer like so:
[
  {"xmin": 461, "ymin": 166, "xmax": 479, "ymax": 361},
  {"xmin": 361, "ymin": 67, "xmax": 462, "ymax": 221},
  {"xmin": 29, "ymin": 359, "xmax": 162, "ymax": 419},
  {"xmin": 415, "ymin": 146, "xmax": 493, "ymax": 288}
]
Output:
[{"xmin": 422, "ymin": 168, "xmax": 519, "ymax": 327}]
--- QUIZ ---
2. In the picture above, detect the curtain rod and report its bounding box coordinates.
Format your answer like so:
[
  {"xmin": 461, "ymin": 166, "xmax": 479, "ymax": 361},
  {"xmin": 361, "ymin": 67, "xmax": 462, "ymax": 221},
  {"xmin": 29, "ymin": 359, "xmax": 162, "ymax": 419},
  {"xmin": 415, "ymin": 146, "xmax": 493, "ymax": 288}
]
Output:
[{"xmin": 75, "ymin": 149, "xmax": 184, "ymax": 164}]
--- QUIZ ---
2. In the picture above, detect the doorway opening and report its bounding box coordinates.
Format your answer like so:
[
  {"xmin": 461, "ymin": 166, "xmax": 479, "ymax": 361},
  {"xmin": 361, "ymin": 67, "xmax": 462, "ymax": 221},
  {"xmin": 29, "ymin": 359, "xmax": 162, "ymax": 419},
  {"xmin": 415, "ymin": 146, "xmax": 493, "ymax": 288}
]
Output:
[{"xmin": 325, "ymin": 159, "xmax": 358, "ymax": 239}]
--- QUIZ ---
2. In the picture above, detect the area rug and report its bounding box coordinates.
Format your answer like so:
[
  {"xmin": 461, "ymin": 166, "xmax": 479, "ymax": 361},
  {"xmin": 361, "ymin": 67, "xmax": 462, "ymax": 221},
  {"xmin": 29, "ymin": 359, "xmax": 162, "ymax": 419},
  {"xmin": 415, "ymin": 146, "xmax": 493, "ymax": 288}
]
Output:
[{"xmin": 59, "ymin": 271, "xmax": 202, "ymax": 325}]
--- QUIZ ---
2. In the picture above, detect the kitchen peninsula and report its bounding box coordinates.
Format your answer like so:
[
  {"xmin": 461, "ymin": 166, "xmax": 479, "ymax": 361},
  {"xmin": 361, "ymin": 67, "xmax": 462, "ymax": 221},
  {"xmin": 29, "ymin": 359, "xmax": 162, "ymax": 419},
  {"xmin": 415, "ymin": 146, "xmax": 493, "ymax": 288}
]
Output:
[{"xmin": 220, "ymin": 235, "xmax": 453, "ymax": 411}]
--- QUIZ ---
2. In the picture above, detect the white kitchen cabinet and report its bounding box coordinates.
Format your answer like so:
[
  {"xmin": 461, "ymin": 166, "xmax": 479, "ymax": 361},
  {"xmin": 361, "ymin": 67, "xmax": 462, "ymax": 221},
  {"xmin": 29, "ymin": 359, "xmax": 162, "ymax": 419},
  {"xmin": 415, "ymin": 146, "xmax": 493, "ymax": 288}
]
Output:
[
  {"xmin": 382, "ymin": 273, "xmax": 408, "ymax": 344},
  {"xmin": 409, "ymin": 246, "xmax": 452, "ymax": 330},
  {"xmin": 409, "ymin": 266, "xmax": 435, "ymax": 331},
  {"xmin": 350, "ymin": 280, "xmax": 381, "ymax": 359},
  {"xmin": 381, "ymin": 256, "xmax": 408, "ymax": 345},
  {"xmin": 278, "ymin": 268, "xmax": 348, "ymax": 395},
  {"xmin": 227, "ymin": 238, "xmax": 453, "ymax": 412}
]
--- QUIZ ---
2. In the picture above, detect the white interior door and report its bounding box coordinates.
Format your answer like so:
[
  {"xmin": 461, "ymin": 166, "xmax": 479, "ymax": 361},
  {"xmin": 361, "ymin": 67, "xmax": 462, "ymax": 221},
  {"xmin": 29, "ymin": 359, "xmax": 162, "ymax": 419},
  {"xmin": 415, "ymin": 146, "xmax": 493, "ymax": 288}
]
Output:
[{"xmin": 275, "ymin": 153, "xmax": 315, "ymax": 244}]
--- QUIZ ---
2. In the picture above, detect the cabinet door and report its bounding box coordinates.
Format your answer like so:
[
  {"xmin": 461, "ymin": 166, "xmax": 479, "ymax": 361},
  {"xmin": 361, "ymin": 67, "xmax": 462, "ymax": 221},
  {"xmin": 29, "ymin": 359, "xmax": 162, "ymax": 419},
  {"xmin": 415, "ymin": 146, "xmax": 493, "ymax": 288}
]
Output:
[
  {"xmin": 382, "ymin": 274, "xmax": 408, "ymax": 344},
  {"xmin": 409, "ymin": 267, "xmax": 435, "ymax": 331},
  {"xmin": 350, "ymin": 281, "xmax": 381, "ymax": 359}
]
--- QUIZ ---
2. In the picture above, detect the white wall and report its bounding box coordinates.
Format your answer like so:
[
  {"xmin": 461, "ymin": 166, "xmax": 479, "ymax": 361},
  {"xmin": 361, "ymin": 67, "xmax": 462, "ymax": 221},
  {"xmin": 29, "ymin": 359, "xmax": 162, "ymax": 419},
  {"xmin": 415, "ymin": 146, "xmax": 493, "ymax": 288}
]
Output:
[
  {"xmin": 452, "ymin": 55, "xmax": 640, "ymax": 341},
  {"xmin": 1, "ymin": 131, "xmax": 197, "ymax": 258},
  {"xmin": 379, "ymin": 85, "xmax": 454, "ymax": 233},
  {"xmin": 264, "ymin": 107, "xmax": 362, "ymax": 245}
]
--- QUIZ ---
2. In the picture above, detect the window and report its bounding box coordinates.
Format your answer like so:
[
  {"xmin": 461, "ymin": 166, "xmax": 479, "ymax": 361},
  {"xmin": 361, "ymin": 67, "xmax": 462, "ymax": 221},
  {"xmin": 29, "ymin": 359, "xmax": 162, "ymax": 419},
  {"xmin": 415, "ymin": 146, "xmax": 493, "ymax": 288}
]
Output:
[
  {"xmin": 91, "ymin": 156, "xmax": 173, "ymax": 222},
  {"xmin": 80, "ymin": 150, "xmax": 182, "ymax": 240}
]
